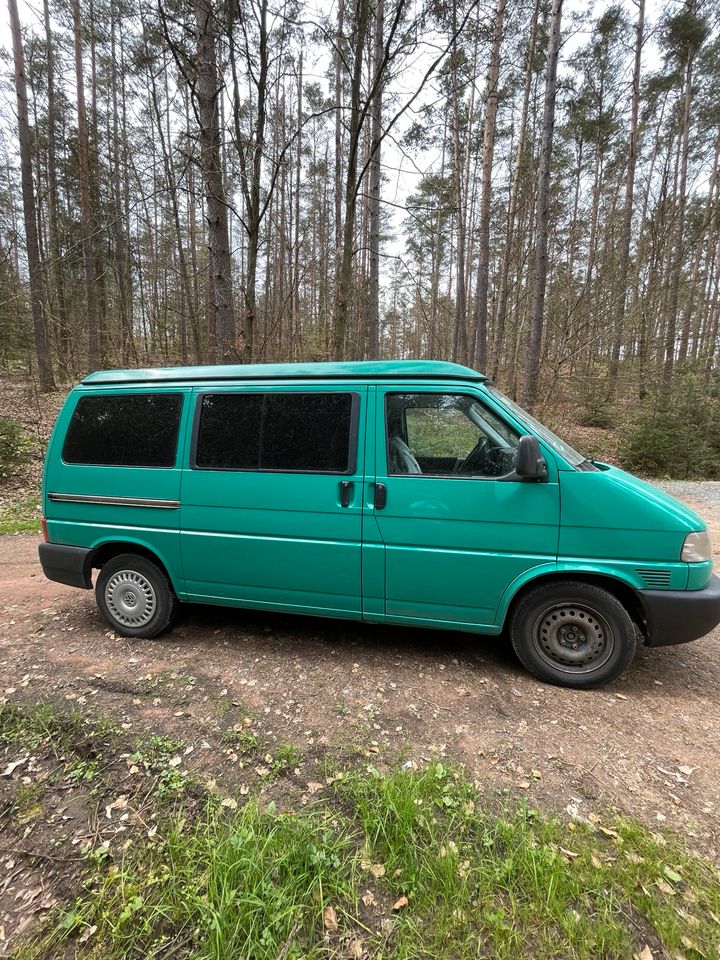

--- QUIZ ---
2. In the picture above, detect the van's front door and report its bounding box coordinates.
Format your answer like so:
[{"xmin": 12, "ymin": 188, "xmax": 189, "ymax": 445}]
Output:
[
  {"xmin": 180, "ymin": 385, "xmax": 366, "ymax": 617},
  {"xmin": 368, "ymin": 386, "xmax": 560, "ymax": 630}
]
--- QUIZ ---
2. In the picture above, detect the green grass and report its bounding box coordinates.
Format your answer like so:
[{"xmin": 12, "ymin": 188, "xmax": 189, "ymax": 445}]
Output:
[
  {"xmin": 0, "ymin": 492, "xmax": 41, "ymax": 533},
  {"xmin": 17, "ymin": 762, "xmax": 720, "ymax": 960}
]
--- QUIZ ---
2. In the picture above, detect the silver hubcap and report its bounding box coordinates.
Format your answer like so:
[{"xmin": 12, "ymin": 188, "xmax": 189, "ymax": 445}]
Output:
[
  {"xmin": 105, "ymin": 570, "xmax": 156, "ymax": 627},
  {"xmin": 532, "ymin": 603, "xmax": 614, "ymax": 674}
]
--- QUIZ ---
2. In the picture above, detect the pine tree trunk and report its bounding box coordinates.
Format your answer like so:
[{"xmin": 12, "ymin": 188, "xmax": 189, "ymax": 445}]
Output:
[
  {"xmin": 72, "ymin": 0, "xmax": 100, "ymax": 372},
  {"xmin": 607, "ymin": 0, "xmax": 644, "ymax": 397},
  {"xmin": 492, "ymin": 0, "xmax": 539, "ymax": 379},
  {"xmin": 473, "ymin": 0, "xmax": 506, "ymax": 372},
  {"xmin": 523, "ymin": 0, "xmax": 562, "ymax": 410},
  {"xmin": 195, "ymin": 0, "xmax": 236, "ymax": 363},
  {"xmin": 42, "ymin": 0, "xmax": 68, "ymax": 379},
  {"xmin": 332, "ymin": 0, "xmax": 370, "ymax": 360},
  {"xmin": 366, "ymin": 0, "xmax": 384, "ymax": 360},
  {"xmin": 9, "ymin": 0, "xmax": 55, "ymax": 390}
]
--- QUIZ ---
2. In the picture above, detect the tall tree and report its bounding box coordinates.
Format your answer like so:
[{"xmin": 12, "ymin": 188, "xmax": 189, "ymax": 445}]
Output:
[
  {"xmin": 473, "ymin": 0, "xmax": 506, "ymax": 371},
  {"xmin": 195, "ymin": 0, "xmax": 236, "ymax": 362},
  {"xmin": 523, "ymin": 0, "xmax": 563, "ymax": 409},
  {"xmin": 366, "ymin": 0, "xmax": 384, "ymax": 360},
  {"xmin": 72, "ymin": 0, "xmax": 100, "ymax": 371},
  {"xmin": 607, "ymin": 0, "xmax": 645, "ymax": 396},
  {"xmin": 9, "ymin": 0, "xmax": 54, "ymax": 390}
]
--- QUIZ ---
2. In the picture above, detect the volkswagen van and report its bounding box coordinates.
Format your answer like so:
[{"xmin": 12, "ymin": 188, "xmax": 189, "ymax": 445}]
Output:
[{"xmin": 38, "ymin": 360, "xmax": 720, "ymax": 688}]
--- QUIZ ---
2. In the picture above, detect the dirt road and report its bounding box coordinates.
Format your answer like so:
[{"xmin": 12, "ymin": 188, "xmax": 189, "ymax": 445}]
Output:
[{"xmin": 1, "ymin": 489, "xmax": 719, "ymax": 864}]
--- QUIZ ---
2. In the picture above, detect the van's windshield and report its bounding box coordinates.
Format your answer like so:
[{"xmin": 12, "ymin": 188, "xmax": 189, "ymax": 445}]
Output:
[{"xmin": 486, "ymin": 385, "xmax": 587, "ymax": 468}]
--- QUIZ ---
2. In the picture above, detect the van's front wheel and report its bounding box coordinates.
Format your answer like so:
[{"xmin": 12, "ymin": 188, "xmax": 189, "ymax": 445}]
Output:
[
  {"xmin": 95, "ymin": 553, "xmax": 178, "ymax": 639},
  {"xmin": 509, "ymin": 581, "xmax": 636, "ymax": 688}
]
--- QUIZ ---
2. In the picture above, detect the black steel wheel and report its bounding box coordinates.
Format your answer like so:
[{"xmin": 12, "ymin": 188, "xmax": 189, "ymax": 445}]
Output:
[{"xmin": 510, "ymin": 581, "xmax": 636, "ymax": 688}]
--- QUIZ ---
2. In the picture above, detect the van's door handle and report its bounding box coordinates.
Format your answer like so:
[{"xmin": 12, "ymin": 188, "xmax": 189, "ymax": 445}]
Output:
[
  {"xmin": 339, "ymin": 481, "xmax": 352, "ymax": 508},
  {"xmin": 374, "ymin": 482, "xmax": 387, "ymax": 510}
]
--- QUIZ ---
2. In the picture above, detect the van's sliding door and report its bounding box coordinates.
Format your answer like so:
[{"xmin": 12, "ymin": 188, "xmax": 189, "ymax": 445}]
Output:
[{"xmin": 180, "ymin": 385, "xmax": 367, "ymax": 618}]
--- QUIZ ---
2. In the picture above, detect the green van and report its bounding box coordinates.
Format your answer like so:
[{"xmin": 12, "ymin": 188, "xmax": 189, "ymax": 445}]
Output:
[{"xmin": 38, "ymin": 360, "xmax": 720, "ymax": 688}]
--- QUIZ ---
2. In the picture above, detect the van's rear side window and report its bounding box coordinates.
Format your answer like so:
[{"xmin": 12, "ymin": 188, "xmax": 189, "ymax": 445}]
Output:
[
  {"xmin": 63, "ymin": 394, "xmax": 183, "ymax": 467},
  {"xmin": 195, "ymin": 392, "xmax": 356, "ymax": 473}
]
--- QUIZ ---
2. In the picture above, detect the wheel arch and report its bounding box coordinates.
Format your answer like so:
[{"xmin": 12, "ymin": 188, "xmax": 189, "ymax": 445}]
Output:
[
  {"xmin": 498, "ymin": 568, "xmax": 648, "ymax": 638},
  {"xmin": 87, "ymin": 540, "xmax": 180, "ymax": 596}
]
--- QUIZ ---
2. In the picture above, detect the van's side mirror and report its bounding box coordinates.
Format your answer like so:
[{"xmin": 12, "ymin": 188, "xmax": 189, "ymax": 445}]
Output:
[{"xmin": 516, "ymin": 435, "xmax": 547, "ymax": 480}]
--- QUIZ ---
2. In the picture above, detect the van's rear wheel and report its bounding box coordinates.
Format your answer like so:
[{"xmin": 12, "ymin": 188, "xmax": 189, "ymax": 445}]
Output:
[
  {"xmin": 95, "ymin": 553, "xmax": 177, "ymax": 639},
  {"xmin": 509, "ymin": 581, "xmax": 636, "ymax": 688}
]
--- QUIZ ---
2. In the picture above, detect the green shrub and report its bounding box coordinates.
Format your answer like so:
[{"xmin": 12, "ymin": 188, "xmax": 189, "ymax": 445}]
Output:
[
  {"xmin": 0, "ymin": 416, "xmax": 35, "ymax": 475},
  {"xmin": 620, "ymin": 375, "xmax": 720, "ymax": 478}
]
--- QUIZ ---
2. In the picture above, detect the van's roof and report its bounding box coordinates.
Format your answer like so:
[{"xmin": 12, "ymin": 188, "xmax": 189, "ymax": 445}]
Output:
[{"xmin": 82, "ymin": 360, "xmax": 486, "ymax": 385}]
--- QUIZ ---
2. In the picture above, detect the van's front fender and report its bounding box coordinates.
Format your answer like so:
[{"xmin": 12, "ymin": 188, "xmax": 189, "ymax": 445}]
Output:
[{"xmin": 494, "ymin": 560, "xmax": 669, "ymax": 629}]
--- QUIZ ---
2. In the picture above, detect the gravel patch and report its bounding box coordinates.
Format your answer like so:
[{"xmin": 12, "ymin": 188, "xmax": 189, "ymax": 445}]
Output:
[{"xmin": 653, "ymin": 480, "xmax": 720, "ymax": 504}]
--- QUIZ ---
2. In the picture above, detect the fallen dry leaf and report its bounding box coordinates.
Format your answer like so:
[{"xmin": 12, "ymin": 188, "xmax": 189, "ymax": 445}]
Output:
[
  {"xmin": 2, "ymin": 756, "xmax": 28, "ymax": 777},
  {"xmin": 392, "ymin": 896, "xmax": 409, "ymax": 911},
  {"xmin": 346, "ymin": 939, "xmax": 364, "ymax": 959},
  {"xmin": 78, "ymin": 924, "xmax": 97, "ymax": 944},
  {"xmin": 634, "ymin": 945, "xmax": 653, "ymax": 960},
  {"xmin": 323, "ymin": 905, "xmax": 338, "ymax": 932},
  {"xmin": 361, "ymin": 890, "xmax": 376, "ymax": 907},
  {"xmin": 221, "ymin": 797, "xmax": 238, "ymax": 810},
  {"xmin": 369, "ymin": 863, "xmax": 385, "ymax": 878}
]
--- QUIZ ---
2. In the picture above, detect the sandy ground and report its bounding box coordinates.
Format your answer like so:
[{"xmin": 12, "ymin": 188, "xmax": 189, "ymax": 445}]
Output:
[{"xmin": 1, "ymin": 491, "xmax": 719, "ymax": 841}]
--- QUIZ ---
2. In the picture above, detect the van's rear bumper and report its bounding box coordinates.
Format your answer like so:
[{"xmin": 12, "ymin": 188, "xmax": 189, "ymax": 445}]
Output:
[
  {"xmin": 38, "ymin": 543, "xmax": 92, "ymax": 589},
  {"xmin": 641, "ymin": 573, "xmax": 720, "ymax": 646}
]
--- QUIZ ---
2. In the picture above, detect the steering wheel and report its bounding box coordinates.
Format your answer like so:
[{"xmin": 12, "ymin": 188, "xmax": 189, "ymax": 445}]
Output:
[
  {"xmin": 457, "ymin": 437, "xmax": 491, "ymax": 475},
  {"xmin": 390, "ymin": 436, "xmax": 421, "ymax": 474}
]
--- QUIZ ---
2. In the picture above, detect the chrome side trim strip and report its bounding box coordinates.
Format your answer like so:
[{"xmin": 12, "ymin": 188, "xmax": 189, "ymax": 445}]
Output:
[{"xmin": 48, "ymin": 493, "xmax": 180, "ymax": 510}]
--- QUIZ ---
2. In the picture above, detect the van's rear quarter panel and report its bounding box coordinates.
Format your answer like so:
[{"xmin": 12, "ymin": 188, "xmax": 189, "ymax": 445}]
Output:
[{"xmin": 43, "ymin": 389, "xmax": 190, "ymax": 592}]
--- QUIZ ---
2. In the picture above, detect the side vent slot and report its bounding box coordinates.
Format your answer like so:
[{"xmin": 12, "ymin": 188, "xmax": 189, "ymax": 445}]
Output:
[{"xmin": 636, "ymin": 567, "xmax": 672, "ymax": 589}]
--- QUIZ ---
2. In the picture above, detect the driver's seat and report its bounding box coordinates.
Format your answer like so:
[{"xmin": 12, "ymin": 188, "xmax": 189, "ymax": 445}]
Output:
[{"xmin": 389, "ymin": 436, "xmax": 422, "ymax": 474}]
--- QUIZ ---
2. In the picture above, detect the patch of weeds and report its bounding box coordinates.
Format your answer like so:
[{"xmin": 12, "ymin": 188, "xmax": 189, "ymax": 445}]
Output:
[
  {"xmin": 15, "ymin": 761, "xmax": 720, "ymax": 960},
  {"xmin": 45, "ymin": 800, "xmax": 356, "ymax": 960},
  {"xmin": 0, "ymin": 417, "xmax": 35, "ymax": 475},
  {"xmin": 0, "ymin": 494, "xmax": 42, "ymax": 533},
  {"xmin": 130, "ymin": 734, "xmax": 189, "ymax": 801},
  {"xmin": 271, "ymin": 742, "xmax": 303, "ymax": 774},
  {"xmin": 65, "ymin": 758, "xmax": 100, "ymax": 786},
  {"xmin": 13, "ymin": 782, "xmax": 43, "ymax": 822},
  {"xmin": 221, "ymin": 725, "xmax": 259, "ymax": 755},
  {"xmin": 336, "ymin": 765, "xmax": 720, "ymax": 959},
  {"xmin": 0, "ymin": 702, "xmax": 92, "ymax": 757}
]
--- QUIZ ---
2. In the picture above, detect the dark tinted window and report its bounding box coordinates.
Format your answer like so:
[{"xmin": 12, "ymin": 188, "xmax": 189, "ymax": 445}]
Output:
[
  {"xmin": 195, "ymin": 393, "xmax": 263, "ymax": 470},
  {"xmin": 195, "ymin": 392, "xmax": 355, "ymax": 473},
  {"xmin": 63, "ymin": 393, "xmax": 183, "ymax": 467}
]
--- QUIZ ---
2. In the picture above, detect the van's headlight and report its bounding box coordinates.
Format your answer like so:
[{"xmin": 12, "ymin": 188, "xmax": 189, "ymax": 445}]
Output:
[{"xmin": 681, "ymin": 530, "xmax": 712, "ymax": 562}]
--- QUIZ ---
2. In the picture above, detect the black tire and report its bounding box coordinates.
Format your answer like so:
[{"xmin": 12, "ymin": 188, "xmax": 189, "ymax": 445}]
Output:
[
  {"xmin": 509, "ymin": 581, "xmax": 637, "ymax": 688},
  {"xmin": 95, "ymin": 553, "xmax": 178, "ymax": 639}
]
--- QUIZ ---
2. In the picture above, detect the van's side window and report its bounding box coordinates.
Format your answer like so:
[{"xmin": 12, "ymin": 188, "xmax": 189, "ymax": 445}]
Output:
[
  {"xmin": 386, "ymin": 393, "xmax": 519, "ymax": 478},
  {"xmin": 195, "ymin": 392, "xmax": 356, "ymax": 473},
  {"xmin": 63, "ymin": 393, "xmax": 183, "ymax": 467}
]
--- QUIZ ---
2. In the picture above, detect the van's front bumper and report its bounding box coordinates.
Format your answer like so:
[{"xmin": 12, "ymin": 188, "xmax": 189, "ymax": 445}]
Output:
[
  {"xmin": 641, "ymin": 573, "xmax": 720, "ymax": 646},
  {"xmin": 38, "ymin": 543, "xmax": 93, "ymax": 589}
]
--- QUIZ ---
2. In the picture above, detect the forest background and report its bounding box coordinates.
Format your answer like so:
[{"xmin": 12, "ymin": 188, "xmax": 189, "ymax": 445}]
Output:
[{"xmin": 2, "ymin": 0, "xmax": 720, "ymax": 489}]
